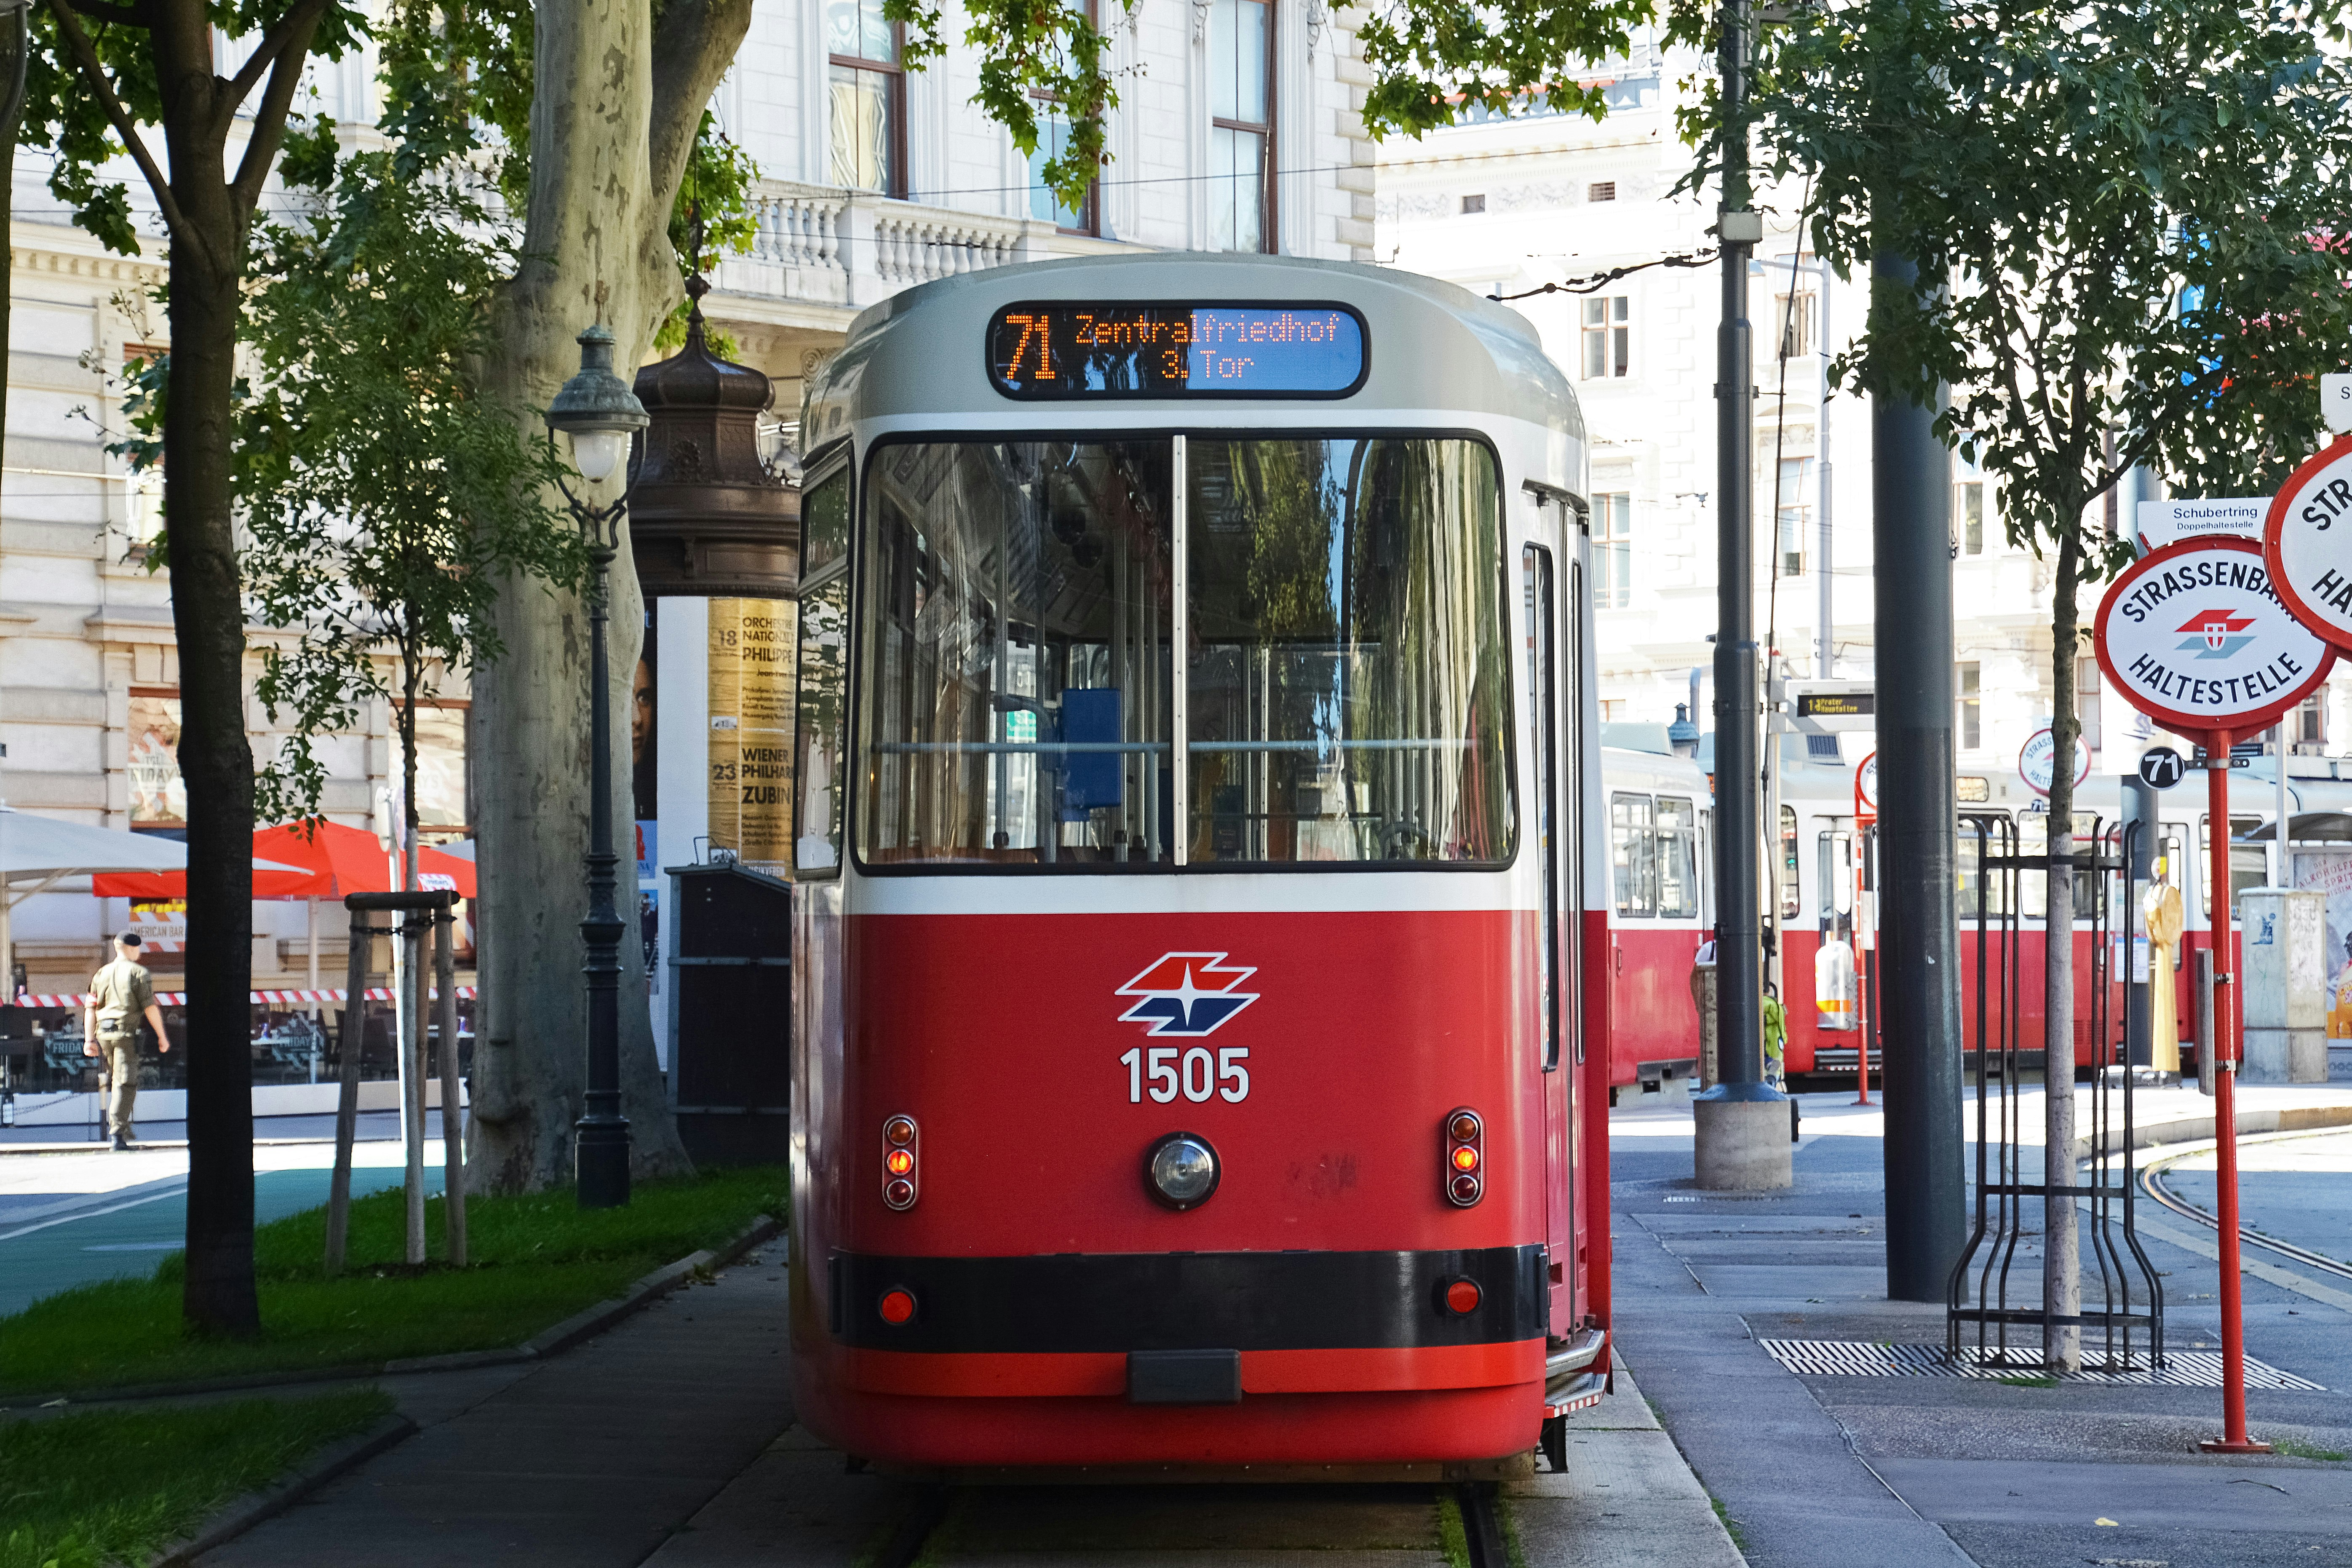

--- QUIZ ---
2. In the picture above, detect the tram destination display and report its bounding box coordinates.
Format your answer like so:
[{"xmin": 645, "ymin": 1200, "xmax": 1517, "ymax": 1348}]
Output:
[
  {"xmin": 2091, "ymin": 535, "xmax": 2334, "ymax": 736},
  {"xmin": 987, "ymin": 301, "xmax": 1368, "ymax": 399}
]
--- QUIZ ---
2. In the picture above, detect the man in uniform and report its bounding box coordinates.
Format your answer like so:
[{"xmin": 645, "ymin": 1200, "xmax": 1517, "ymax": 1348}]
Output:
[{"xmin": 83, "ymin": 931, "xmax": 170, "ymax": 1150}]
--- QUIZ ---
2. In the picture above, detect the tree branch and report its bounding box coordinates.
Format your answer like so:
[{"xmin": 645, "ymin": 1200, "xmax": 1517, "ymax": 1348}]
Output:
[
  {"xmin": 222, "ymin": 0, "xmax": 324, "ymax": 115},
  {"xmin": 45, "ymin": 0, "xmax": 204, "ymax": 264},
  {"xmin": 646, "ymin": 0, "xmax": 755, "ymax": 236},
  {"xmin": 227, "ymin": 0, "xmax": 330, "ymax": 222},
  {"xmin": 55, "ymin": 0, "xmax": 145, "ymax": 26}
]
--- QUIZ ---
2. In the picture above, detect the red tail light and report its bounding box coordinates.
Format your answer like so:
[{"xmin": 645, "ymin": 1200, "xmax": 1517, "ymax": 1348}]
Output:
[
  {"xmin": 1443, "ymin": 1278, "xmax": 1482, "ymax": 1315},
  {"xmin": 1443, "ymin": 1107, "xmax": 1483, "ymax": 1207},
  {"xmin": 879, "ymin": 1287, "xmax": 917, "ymax": 1325},
  {"xmin": 882, "ymin": 1115, "xmax": 919, "ymax": 1210}
]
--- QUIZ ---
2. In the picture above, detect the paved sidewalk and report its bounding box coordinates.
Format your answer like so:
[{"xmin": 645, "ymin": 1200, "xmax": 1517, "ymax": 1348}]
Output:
[
  {"xmin": 1612, "ymin": 1090, "xmax": 2352, "ymax": 1568},
  {"xmin": 200, "ymin": 1239, "xmax": 797, "ymax": 1566}
]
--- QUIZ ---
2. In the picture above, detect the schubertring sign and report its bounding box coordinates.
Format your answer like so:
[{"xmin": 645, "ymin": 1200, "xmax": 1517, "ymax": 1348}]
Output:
[{"xmin": 2092, "ymin": 535, "xmax": 2334, "ymax": 736}]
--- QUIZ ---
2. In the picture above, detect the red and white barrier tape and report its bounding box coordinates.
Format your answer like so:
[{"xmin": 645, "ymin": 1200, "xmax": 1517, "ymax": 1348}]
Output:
[{"xmin": 13, "ymin": 986, "xmax": 477, "ymax": 1008}]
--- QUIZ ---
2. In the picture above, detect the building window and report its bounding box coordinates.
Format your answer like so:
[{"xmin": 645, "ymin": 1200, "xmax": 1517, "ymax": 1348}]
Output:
[
  {"xmin": 1581, "ymin": 295, "xmax": 1630, "ymax": 379},
  {"xmin": 1774, "ymin": 290, "xmax": 1816, "ymax": 359},
  {"xmin": 1588, "ymin": 181, "xmax": 1616, "ymax": 202},
  {"xmin": 1957, "ymin": 481, "xmax": 1986, "ymax": 554},
  {"xmin": 828, "ymin": 0, "xmax": 904, "ymax": 195},
  {"xmin": 2296, "ymin": 692, "xmax": 2326, "ymax": 749},
  {"xmin": 1776, "ymin": 457, "xmax": 1814, "ymax": 577},
  {"xmin": 1594, "ymin": 491, "xmax": 1632, "ymax": 608},
  {"xmin": 1954, "ymin": 452, "xmax": 1989, "ymax": 556},
  {"xmin": 1959, "ymin": 662, "xmax": 1980, "ymax": 751},
  {"xmin": 1024, "ymin": 0, "xmax": 1098, "ymax": 231},
  {"xmin": 1461, "ymin": 193, "xmax": 1485, "ymax": 214},
  {"xmin": 1209, "ymin": 0, "xmax": 1274, "ymax": 253},
  {"xmin": 2076, "ymin": 652, "xmax": 2102, "ymax": 754}
]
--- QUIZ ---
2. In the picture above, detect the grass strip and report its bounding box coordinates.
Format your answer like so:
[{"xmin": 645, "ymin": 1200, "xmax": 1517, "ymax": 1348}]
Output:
[
  {"xmin": 1, "ymin": 1165, "xmax": 784, "ymax": 1397},
  {"xmin": 0, "ymin": 1388, "xmax": 392, "ymax": 1568}
]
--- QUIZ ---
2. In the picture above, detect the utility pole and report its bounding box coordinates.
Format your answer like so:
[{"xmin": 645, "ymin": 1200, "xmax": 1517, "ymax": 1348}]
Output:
[
  {"xmin": 1871, "ymin": 251, "xmax": 1965, "ymax": 1299},
  {"xmin": 1694, "ymin": 0, "xmax": 1793, "ymax": 1190}
]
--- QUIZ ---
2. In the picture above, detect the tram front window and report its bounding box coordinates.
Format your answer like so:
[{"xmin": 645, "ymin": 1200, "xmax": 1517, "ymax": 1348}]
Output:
[
  {"xmin": 1186, "ymin": 438, "xmax": 1514, "ymax": 865},
  {"xmin": 856, "ymin": 440, "xmax": 1176, "ymax": 867}
]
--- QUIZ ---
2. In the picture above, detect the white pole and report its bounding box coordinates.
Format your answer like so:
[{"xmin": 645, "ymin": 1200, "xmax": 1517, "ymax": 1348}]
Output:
[
  {"xmin": 2277, "ymin": 721, "xmax": 2293, "ymax": 888},
  {"xmin": 1815, "ymin": 265, "xmax": 1834, "ymax": 679}
]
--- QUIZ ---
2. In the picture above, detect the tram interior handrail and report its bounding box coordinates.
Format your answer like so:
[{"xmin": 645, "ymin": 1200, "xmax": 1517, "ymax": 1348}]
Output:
[{"xmin": 874, "ymin": 737, "xmax": 1474, "ymax": 754}]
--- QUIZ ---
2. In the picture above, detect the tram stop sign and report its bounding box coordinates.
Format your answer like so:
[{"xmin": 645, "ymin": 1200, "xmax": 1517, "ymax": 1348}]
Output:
[
  {"xmin": 2262, "ymin": 431, "xmax": 2352, "ymax": 650},
  {"xmin": 2018, "ymin": 727, "xmax": 2090, "ymax": 797},
  {"xmin": 2138, "ymin": 746, "xmax": 2186, "ymax": 791},
  {"xmin": 2093, "ymin": 535, "xmax": 2335, "ymax": 738}
]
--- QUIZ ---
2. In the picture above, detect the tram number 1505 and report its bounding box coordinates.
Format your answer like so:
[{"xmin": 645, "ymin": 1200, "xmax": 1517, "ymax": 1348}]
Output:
[{"xmin": 1120, "ymin": 1047, "xmax": 1251, "ymax": 1104}]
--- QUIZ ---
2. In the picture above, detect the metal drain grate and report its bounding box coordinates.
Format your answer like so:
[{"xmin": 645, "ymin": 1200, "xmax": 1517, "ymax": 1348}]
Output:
[
  {"xmin": 1757, "ymin": 1339, "xmax": 2325, "ymax": 1391},
  {"xmin": 1662, "ymin": 1193, "xmax": 1789, "ymax": 1203}
]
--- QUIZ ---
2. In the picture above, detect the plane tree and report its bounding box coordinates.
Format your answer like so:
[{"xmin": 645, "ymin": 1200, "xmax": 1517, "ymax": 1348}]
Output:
[{"xmin": 1745, "ymin": 0, "xmax": 2352, "ymax": 1365}]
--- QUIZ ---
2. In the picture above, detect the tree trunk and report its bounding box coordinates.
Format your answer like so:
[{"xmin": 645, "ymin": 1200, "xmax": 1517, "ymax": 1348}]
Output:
[
  {"xmin": 470, "ymin": 0, "xmax": 748, "ymax": 1192},
  {"xmin": 0, "ymin": 5, "xmax": 28, "ymax": 518},
  {"xmin": 169, "ymin": 241, "xmax": 262, "ymax": 1337},
  {"xmin": 2042, "ymin": 528, "xmax": 2083, "ymax": 1373}
]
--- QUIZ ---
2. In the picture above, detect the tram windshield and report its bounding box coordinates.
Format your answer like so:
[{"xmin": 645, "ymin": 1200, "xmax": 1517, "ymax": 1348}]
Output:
[{"xmin": 851, "ymin": 435, "xmax": 1515, "ymax": 870}]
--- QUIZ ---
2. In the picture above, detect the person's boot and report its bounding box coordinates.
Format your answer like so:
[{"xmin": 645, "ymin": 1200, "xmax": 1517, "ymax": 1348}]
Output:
[{"xmin": 111, "ymin": 1132, "xmax": 132, "ymax": 1151}]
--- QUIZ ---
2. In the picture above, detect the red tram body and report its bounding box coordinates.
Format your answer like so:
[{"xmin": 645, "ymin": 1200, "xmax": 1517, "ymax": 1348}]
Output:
[
  {"xmin": 1593, "ymin": 740, "xmax": 2287, "ymax": 1085},
  {"xmin": 788, "ymin": 256, "xmax": 1612, "ymax": 1472}
]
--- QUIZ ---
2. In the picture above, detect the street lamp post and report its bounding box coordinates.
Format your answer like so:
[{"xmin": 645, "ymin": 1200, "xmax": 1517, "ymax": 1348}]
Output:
[{"xmin": 546, "ymin": 323, "xmax": 650, "ymax": 1210}]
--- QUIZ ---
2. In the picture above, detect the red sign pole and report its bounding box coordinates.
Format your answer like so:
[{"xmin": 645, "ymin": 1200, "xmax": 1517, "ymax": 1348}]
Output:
[
  {"xmin": 2197, "ymin": 728, "xmax": 2270, "ymax": 1455},
  {"xmin": 1854, "ymin": 765, "xmax": 1875, "ymax": 1107}
]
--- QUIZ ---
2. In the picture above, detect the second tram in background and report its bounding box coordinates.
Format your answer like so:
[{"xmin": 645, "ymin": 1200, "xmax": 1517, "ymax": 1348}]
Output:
[{"xmin": 1596, "ymin": 728, "xmax": 2352, "ymax": 1087}]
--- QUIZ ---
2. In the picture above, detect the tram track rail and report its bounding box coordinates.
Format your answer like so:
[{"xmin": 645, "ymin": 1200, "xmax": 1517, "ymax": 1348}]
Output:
[
  {"xmin": 2133, "ymin": 1127, "xmax": 2352, "ymax": 1285},
  {"xmin": 858, "ymin": 1477, "xmax": 1515, "ymax": 1568}
]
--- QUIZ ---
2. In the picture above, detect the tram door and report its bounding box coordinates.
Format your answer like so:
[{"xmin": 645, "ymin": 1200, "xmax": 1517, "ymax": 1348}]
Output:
[{"xmin": 1525, "ymin": 532, "xmax": 1578, "ymax": 1332}]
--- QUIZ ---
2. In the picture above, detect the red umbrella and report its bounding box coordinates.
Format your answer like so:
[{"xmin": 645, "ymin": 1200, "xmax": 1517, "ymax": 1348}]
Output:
[{"xmin": 93, "ymin": 820, "xmax": 476, "ymax": 901}]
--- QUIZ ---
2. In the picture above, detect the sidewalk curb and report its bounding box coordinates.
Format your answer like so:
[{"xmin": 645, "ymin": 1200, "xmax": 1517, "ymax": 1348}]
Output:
[
  {"xmin": 2073, "ymin": 1102, "xmax": 2352, "ymax": 1163},
  {"xmin": 1, "ymin": 1213, "xmax": 783, "ymax": 1412},
  {"xmin": 149, "ymin": 1410, "xmax": 418, "ymax": 1566}
]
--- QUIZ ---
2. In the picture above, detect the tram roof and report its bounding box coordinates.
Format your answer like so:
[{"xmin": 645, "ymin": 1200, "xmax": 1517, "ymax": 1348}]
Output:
[{"xmin": 800, "ymin": 252, "xmax": 1584, "ymax": 457}]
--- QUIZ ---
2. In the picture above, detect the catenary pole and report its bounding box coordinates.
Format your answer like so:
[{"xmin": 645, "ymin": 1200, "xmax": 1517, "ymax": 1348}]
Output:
[
  {"xmin": 1693, "ymin": 0, "xmax": 1792, "ymax": 1187},
  {"xmin": 1870, "ymin": 252, "xmax": 1965, "ymax": 1300}
]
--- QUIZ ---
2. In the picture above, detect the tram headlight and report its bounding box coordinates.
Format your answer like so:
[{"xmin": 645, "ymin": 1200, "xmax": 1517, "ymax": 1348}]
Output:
[
  {"xmin": 1443, "ymin": 1107, "xmax": 1484, "ymax": 1207},
  {"xmin": 1144, "ymin": 1131, "xmax": 1220, "ymax": 1210},
  {"xmin": 882, "ymin": 1115, "xmax": 920, "ymax": 1210}
]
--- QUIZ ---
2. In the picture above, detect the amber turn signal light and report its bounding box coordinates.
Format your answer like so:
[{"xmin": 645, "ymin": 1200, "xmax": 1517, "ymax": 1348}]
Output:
[
  {"xmin": 882, "ymin": 1115, "xmax": 919, "ymax": 1210},
  {"xmin": 1443, "ymin": 1106, "xmax": 1483, "ymax": 1207}
]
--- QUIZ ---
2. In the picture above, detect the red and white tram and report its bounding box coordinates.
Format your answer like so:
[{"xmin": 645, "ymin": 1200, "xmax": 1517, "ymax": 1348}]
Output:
[
  {"xmin": 787, "ymin": 255, "xmax": 1612, "ymax": 1472},
  {"xmin": 1763, "ymin": 749, "xmax": 2352, "ymax": 1078}
]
